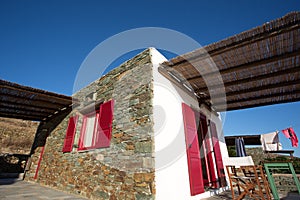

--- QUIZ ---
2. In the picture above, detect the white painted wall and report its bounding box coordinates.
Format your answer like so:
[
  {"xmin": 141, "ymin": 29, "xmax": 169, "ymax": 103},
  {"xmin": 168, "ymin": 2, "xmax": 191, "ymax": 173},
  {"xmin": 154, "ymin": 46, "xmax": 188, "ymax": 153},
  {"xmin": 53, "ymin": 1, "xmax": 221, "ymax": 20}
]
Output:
[{"xmin": 150, "ymin": 48, "xmax": 229, "ymax": 199}]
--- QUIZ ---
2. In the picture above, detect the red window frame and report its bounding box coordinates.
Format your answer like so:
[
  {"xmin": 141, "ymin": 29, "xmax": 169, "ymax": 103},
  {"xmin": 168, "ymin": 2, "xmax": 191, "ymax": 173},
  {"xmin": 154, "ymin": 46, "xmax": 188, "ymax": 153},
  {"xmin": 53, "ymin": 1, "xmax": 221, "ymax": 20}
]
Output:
[
  {"xmin": 77, "ymin": 100, "xmax": 114, "ymax": 151},
  {"xmin": 78, "ymin": 110, "xmax": 100, "ymax": 151}
]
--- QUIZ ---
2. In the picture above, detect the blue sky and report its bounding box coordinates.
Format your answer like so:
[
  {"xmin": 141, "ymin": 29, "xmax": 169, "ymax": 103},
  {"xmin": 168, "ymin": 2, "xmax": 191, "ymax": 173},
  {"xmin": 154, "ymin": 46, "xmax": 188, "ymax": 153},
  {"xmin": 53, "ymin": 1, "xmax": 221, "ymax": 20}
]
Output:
[{"xmin": 0, "ymin": 0, "xmax": 299, "ymax": 156}]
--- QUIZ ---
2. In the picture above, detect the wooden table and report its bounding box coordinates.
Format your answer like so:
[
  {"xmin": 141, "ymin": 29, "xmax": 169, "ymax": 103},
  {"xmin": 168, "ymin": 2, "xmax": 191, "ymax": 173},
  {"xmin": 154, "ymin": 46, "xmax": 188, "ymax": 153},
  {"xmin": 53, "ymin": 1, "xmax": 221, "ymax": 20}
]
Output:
[{"xmin": 263, "ymin": 162, "xmax": 300, "ymax": 200}]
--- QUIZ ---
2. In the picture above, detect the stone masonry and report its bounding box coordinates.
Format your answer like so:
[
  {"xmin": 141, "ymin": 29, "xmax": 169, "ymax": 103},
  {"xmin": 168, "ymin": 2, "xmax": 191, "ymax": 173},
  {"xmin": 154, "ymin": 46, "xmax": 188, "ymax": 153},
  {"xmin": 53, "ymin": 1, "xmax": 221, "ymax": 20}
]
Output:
[{"xmin": 25, "ymin": 49, "xmax": 155, "ymax": 200}]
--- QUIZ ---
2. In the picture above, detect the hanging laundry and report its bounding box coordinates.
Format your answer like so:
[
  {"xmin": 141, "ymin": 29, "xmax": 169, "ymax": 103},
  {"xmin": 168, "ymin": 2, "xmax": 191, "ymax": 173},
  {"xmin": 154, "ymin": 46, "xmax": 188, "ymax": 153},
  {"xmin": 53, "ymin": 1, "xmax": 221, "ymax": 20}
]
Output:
[
  {"xmin": 235, "ymin": 137, "xmax": 247, "ymax": 157},
  {"xmin": 260, "ymin": 131, "xmax": 282, "ymax": 151},
  {"xmin": 282, "ymin": 127, "xmax": 298, "ymax": 147},
  {"xmin": 282, "ymin": 129, "xmax": 290, "ymax": 138}
]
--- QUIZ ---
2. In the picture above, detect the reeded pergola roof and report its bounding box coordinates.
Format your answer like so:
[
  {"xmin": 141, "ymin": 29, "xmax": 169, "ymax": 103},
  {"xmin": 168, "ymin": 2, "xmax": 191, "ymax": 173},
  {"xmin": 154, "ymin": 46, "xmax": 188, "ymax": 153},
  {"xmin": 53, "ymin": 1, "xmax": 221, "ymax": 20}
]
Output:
[
  {"xmin": 159, "ymin": 12, "xmax": 300, "ymax": 111},
  {"xmin": 0, "ymin": 79, "xmax": 74, "ymax": 121}
]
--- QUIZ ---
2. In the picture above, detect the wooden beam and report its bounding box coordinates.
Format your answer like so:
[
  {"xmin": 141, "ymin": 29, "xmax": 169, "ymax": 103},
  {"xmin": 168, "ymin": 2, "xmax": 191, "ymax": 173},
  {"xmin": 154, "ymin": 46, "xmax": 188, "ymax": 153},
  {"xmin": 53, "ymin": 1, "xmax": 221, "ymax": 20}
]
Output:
[
  {"xmin": 0, "ymin": 107, "xmax": 50, "ymax": 118},
  {"xmin": 202, "ymin": 78, "xmax": 300, "ymax": 100},
  {"xmin": 0, "ymin": 79, "xmax": 72, "ymax": 101},
  {"xmin": 0, "ymin": 103, "xmax": 55, "ymax": 115},
  {"xmin": 42, "ymin": 104, "xmax": 73, "ymax": 122},
  {"xmin": 194, "ymin": 66, "xmax": 299, "ymax": 94},
  {"xmin": 0, "ymin": 93, "xmax": 69, "ymax": 110},
  {"xmin": 220, "ymin": 96, "xmax": 300, "ymax": 112},
  {"xmin": 189, "ymin": 50, "xmax": 300, "ymax": 84},
  {"xmin": 225, "ymin": 135, "xmax": 261, "ymax": 146},
  {"xmin": 0, "ymin": 112, "xmax": 47, "ymax": 121},
  {"xmin": 0, "ymin": 84, "xmax": 73, "ymax": 105},
  {"xmin": 0, "ymin": 99, "xmax": 57, "ymax": 112},
  {"xmin": 213, "ymin": 88, "xmax": 300, "ymax": 107}
]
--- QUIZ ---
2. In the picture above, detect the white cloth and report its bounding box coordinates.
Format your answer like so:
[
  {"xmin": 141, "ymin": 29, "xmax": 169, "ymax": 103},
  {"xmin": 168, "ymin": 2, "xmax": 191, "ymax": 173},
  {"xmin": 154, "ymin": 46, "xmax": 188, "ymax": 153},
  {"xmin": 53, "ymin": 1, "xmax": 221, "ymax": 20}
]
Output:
[{"xmin": 260, "ymin": 131, "xmax": 282, "ymax": 151}]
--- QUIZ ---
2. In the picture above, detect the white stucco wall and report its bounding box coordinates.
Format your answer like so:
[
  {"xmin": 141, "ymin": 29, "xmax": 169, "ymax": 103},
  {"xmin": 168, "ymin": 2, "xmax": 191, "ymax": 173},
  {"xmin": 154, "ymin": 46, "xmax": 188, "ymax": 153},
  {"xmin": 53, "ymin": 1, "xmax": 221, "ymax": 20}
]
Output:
[{"xmin": 150, "ymin": 48, "xmax": 228, "ymax": 199}]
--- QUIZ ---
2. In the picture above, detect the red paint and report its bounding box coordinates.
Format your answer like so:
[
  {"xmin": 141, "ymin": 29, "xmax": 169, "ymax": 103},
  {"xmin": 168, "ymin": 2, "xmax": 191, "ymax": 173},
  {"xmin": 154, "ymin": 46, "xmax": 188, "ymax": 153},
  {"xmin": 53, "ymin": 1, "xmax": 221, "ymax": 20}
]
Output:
[
  {"xmin": 78, "ymin": 111, "xmax": 99, "ymax": 150},
  {"xmin": 95, "ymin": 100, "xmax": 114, "ymax": 148},
  {"xmin": 182, "ymin": 103, "xmax": 205, "ymax": 195},
  {"xmin": 78, "ymin": 112, "xmax": 89, "ymax": 150},
  {"xmin": 34, "ymin": 145, "xmax": 45, "ymax": 180},
  {"xmin": 210, "ymin": 120, "xmax": 227, "ymax": 187},
  {"xmin": 78, "ymin": 100, "xmax": 114, "ymax": 150},
  {"xmin": 200, "ymin": 114, "xmax": 217, "ymax": 188},
  {"xmin": 62, "ymin": 115, "xmax": 78, "ymax": 152}
]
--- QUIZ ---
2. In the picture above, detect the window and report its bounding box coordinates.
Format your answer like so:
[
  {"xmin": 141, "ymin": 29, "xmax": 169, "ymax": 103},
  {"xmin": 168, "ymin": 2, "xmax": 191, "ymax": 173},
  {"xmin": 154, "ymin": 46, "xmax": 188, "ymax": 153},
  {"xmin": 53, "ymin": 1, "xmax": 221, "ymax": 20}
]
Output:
[
  {"xmin": 78, "ymin": 100, "xmax": 114, "ymax": 151},
  {"xmin": 79, "ymin": 111, "xmax": 98, "ymax": 149}
]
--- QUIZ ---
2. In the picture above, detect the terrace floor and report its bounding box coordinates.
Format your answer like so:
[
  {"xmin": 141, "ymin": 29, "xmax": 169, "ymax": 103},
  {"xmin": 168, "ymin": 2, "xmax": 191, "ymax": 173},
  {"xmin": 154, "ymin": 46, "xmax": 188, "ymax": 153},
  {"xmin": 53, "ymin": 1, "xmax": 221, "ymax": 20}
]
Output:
[
  {"xmin": 0, "ymin": 179, "xmax": 87, "ymax": 200},
  {"xmin": 202, "ymin": 189, "xmax": 300, "ymax": 200},
  {"xmin": 1, "ymin": 178, "xmax": 299, "ymax": 199}
]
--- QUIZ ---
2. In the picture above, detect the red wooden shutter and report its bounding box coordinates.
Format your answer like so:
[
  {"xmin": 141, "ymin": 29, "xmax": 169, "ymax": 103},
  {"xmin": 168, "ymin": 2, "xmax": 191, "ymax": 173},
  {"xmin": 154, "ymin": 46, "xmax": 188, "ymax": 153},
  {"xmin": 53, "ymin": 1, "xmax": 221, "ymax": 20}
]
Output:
[
  {"xmin": 182, "ymin": 103, "xmax": 205, "ymax": 196},
  {"xmin": 200, "ymin": 114, "xmax": 217, "ymax": 188},
  {"xmin": 62, "ymin": 115, "xmax": 78, "ymax": 153},
  {"xmin": 77, "ymin": 114, "xmax": 89, "ymax": 150},
  {"xmin": 95, "ymin": 100, "xmax": 114, "ymax": 148},
  {"xmin": 210, "ymin": 120, "xmax": 227, "ymax": 187}
]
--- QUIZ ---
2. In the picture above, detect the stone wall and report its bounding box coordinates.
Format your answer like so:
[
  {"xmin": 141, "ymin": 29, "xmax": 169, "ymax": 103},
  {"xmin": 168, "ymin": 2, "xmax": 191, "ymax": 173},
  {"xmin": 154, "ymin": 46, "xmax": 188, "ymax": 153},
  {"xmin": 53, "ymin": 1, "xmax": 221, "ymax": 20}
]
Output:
[
  {"xmin": 25, "ymin": 49, "xmax": 155, "ymax": 200},
  {"xmin": 273, "ymin": 174, "xmax": 300, "ymax": 194}
]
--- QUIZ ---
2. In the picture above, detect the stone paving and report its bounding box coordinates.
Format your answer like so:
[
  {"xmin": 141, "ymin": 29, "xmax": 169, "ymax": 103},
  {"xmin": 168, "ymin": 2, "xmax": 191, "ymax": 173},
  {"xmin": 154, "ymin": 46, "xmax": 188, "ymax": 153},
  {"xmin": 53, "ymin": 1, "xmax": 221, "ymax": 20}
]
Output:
[
  {"xmin": 1, "ymin": 178, "xmax": 299, "ymax": 200},
  {"xmin": 0, "ymin": 179, "xmax": 87, "ymax": 200},
  {"xmin": 202, "ymin": 189, "xmax": 300, "ymax": 200}
]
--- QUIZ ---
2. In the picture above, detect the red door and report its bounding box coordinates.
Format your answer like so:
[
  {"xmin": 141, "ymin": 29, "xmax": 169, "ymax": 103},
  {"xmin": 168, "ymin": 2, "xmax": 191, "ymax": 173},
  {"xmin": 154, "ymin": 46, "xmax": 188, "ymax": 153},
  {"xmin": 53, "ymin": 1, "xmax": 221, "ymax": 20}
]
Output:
[
  {"xmin": 210, "ymin": 120, "xmax": 227, "ymax": 187},
  {"xmin": 182, "ymin": 103, "xmax": 205, "ymax": 195}
]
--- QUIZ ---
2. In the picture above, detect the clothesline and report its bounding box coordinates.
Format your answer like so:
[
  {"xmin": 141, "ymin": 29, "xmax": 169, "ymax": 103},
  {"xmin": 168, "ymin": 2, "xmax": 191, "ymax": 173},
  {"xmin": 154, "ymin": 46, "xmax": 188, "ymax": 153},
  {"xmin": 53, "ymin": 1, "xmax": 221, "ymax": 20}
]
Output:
[{"xmin": 230, "ymin": 127, "xmax": 298, "ymax": 157}]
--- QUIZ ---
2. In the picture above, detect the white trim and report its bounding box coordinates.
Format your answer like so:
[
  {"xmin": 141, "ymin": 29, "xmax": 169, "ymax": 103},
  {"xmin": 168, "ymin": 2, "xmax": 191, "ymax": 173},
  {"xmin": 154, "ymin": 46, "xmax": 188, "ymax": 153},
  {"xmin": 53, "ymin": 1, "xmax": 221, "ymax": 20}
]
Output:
[{"xmin": 150, "ymin": 48, "xmax": 229, "ymax": 199}]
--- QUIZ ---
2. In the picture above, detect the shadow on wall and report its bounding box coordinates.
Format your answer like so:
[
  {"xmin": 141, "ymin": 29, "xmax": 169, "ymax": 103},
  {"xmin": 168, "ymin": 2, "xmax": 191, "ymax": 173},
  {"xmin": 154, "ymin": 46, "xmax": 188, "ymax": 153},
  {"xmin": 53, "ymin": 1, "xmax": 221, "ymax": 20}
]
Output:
[
  {"xmin": 29, "ymin": 106, "xmax": 73, "ymax": 154},
  {"xmin": 0, "ymin": 106, "xmax": 72, "ymax": 183}
]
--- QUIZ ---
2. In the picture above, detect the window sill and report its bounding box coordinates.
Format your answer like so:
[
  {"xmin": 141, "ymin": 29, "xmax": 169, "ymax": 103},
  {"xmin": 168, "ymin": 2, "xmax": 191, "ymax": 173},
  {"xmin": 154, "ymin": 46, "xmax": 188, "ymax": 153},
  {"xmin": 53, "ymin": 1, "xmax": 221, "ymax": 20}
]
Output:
[{"xmin": 77, "ymin": 146, "xmax": 110, "ymax": 152}]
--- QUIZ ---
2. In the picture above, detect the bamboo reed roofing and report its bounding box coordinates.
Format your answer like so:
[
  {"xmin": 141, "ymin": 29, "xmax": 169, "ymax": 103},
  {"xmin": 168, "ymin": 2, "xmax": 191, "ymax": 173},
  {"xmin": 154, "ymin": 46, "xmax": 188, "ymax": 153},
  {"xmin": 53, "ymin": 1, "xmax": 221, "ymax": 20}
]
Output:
[
  {"xmin": 159, "ymin": 12, "xmax": 300, "ymax": 112},
  {"xmin": 0, "ymin": 79, "xmax": 74, "ymax": 121}
]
